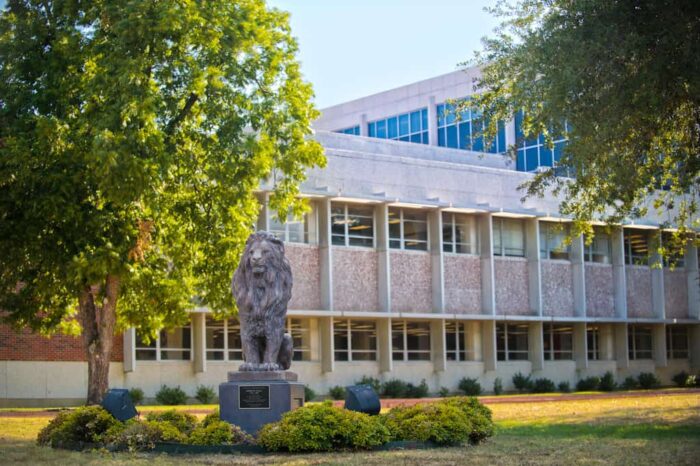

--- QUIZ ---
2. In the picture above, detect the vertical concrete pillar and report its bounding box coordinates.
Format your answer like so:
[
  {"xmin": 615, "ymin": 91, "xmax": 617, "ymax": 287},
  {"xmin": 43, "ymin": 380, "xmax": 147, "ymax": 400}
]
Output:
[
  {"xmin": 192, "ymin": 313, "xmax": 206, "ymax": 373},
  {"xmin": 319, "ymin": 316, "xmax": 334, "ymax": 373},
  {"xmin": 256, "ymin": 192, "xmax": 269, "ymax": 231},
  {"xmin": 429, "ymin": 209, "xmax": 445, "ymax": 313},
  {"xmin": 614, "ymin": 323, "xmax": 629, "ymax": 369},
  {"xmin": 600, "ymin": 324, "xmax": 615, "ymax": 360},
  {"xmin": 529, "ymin": 321, "xmax": 544, "ymax": 371},
  {"xmin": 467, "ymin": 321, "xmax": 483, "ymax": 361},
  {"xmin": 652, "ymin": 324, "xmax": 667, "ymax": 368},
  {"xmin": 479, "ymin": 213, "xmax": 496, "ymax": 315},
  {"xmin": 573, "ymin": 322, "xmax": 588, "ymax": 370},
  {"xmin": 318, "ymin": 198, "xmax": 333, "ymax": 311},
  {"xmin": 123, "ymin": 328, "xmax": 136, "ymax": 373},
  {"xmin": 359, "ymin": 113, "xmax": 368, "ymax": 137},
  {"xmin": 525, "ymin": 218, "xmax": 542, "ymax": 315},
  {"xmin": 611, "ymin": 227, "xmax": 628, "ymax": 318},
  {"xmin": 428, "ymin": 96, "xmax": 438, "ymax": 146},
  {"xmin": 377, "ymin": 318, "xmax": 393, "ymax": 373},
  {"xmin": 306, "ymin": 200, "xmax": 319, "ymax": 245},
  {"xmin": 685, "ymin": 242, "xmax": 699, "ymax": 319},
  {"xmin": 482, "ymin": 320, "xmax": 497, "ymax": 372},
  {"xmin": 505, "ymin": 118, "xmax": 516, "ymax": 148},
  {"xmin": 430, "ymin": 319, "xmax": 446, "ymax": 372},
  {"xmin": 570, "ymin": 234, "xmax": 587, "ymax": 318},
  {"xmin": 690, "ymin": 325, "xmax": 700, "ymax": 370},
  {"xmin": 650, "ymin": 230, "xmax": 665, "ymax": 319},
  {"xmin": 376, "ymin": 203, "xmax": 392, "ymax": 312}
]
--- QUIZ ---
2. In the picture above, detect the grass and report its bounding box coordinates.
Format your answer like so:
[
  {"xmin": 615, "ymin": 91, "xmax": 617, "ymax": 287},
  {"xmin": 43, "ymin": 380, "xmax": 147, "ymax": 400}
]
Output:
[{"xmin": 0, "ymin": 392, "xmax": 698, "ymax": 464}]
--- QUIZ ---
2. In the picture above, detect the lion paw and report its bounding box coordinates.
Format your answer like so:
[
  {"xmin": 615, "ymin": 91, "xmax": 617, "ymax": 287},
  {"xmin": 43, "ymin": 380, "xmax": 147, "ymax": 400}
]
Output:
[
  {"xmin": 239, "ymin": 362, "xmax": 256, "ymax": 371},
  {"xmin": 260, "ymin": 362, "xmax": 280, "ymax": 371}
]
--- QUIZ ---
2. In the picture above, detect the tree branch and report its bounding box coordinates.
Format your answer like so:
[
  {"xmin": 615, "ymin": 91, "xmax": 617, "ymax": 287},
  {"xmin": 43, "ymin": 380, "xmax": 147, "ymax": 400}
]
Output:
[{"xmin": 166, "ymin": 93, "xmax": 199, "ymax": 135}]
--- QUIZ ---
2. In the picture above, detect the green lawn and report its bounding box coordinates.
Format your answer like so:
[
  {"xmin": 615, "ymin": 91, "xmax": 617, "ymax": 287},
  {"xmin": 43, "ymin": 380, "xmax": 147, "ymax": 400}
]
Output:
[{"xmin": 1, "ymin": 393, "xmax": 698, "ymax": 465}]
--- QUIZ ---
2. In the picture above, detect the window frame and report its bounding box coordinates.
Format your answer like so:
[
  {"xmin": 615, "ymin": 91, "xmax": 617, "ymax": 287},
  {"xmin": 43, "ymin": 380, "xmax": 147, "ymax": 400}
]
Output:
[
  {"xmin": 539, "ymin": 222, "xmax": 571, "ymax": 261},
  {"xmin": 331, "ymin": 203, "xmax": 376, "ymax": 248},
  {"xmin": 268, "ymin": 207, "xmax": 314, "ymax": 244},
  {"xmin": 587, "ymin": 326, "xmax": 600, "ymax": 361},
  {"xmin": 628, "ymin": 325, "xmax": 653, "ymax": 360},
  {"xmin": 666, "ymin": 326, "xmax": 689, "ymax": 359},
  {"xmin": 445, "ymin": 321, "xmax": 474, "ymax": 361},
  {"xmin": 392, "ymin": 320, "xmax": 432, "ymax": 361},
  {"xmin": 543, "ymin": 324, "xmax": 574, "ymax": 361},
  {"xmin": 436, "ymin": 99, "xmax": 506, "ymax": 154},
  {"xmin": 492, "ymin": 217, "xmax": 526, "ymax": 257},
  {"xmin": 204, "ymin": 317, "xmax": 243, "ymax": 362},
  {"xmin": 136, "ymin": 325, "xmax": 193, "ymax": 362},
  {"xmin": 623, "ymin": 230, "xmax": 650, "ymax": 266},
  {"xmin": 333, "ymin": 319, "xmax": 378, "ymax": 362},
  {"xmin": 389, "ymin": 208, "xmax": 429, "ymax": 251},
  {"xmin": 496, "ymin": 323, "xmax": 529, "ymax": 361},
  {"xmin": 367, "ymin": 108, "xmax": 429, "ymax": 145},
  {"xmin": 584, "ymin": 229, "xmax": 612, "ymax": 264},
  {"xmin": 442, "ymin": 212, "xmax": 479, "ymax": 255}
]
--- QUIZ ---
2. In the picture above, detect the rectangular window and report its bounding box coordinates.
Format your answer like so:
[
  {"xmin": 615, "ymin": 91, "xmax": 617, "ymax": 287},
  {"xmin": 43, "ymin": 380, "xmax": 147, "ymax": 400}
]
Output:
[
  {"xmin": 331, "ymin": 203, "xmax": 375, "ymax": 248},
  {"xmin": 661, "ymin": 232, "xmax": 685, "ymax": 268},
  {"xmin": 137, "ymin": 325, "xmax": 192, "ymax": 361},
  {"xmin": 335, "ymin": 125, "xmax": 360, "ymax": 136},
  {"xmin": 389, "ymin": 208, "xmax": 428, "ymax": 251},
  {"xmin": 623, "ymin": 230, "xmax": 650, "ymax": 265},
  {"xmin": 445, "ymin": 321, "xmax": 473, "ymax": 361},
  {"xmin": 442, "ymin": 213, "xmax": 478, "ymax": 254},
  {"xmin": 514, "ymin": 110, "xmax": 570, "ymax": 174},
  {"xmin": 268, "ymin": 208, "xmax": 312, "ymax": 244},
  {"xmin": 584, "ymin": 228, "xmax": 612, "ymax": 264},
  {"xmin": 543, "ymin": 324, "xmax": 573, "ymax": 360},
  {"xmin": 540, "ymin": 222, "xmax": 570, "ymax": 260},
  {"xmin": 288, "ymin": 318, "xmax": 312, "ymax": 361},
  {"xmin": 367, "ymin": 109, "xmax": 429, "ymax": 145},
  {"xmin": 587, "ymin": 326, "xmax": 600, "ymax": 360},
  {"xmin": 135, "ymin": 332, "xmax": 157, "ymax": 361},
  {"xmin": 437, "ymin": 100, "xmax": 506, "ymax": 154},
  {"xmin": 333, "ymin": 319, "xmax": 377, "ymax": 362},
  {"xmin": 628, "ymin": 325, "xmax": 653, "ymax": 360},
  {"xmin": 496, "ymin": 323, "xmax": 529, "ymax": 361},
  {"xmin": 493, "ymin": 218, "xmax": 526, "ymax": 257},
  {"xmin": 666, "ymin": 326, "xmax": 689, "ymax": 359},
  {"xmin": 205, "ymin": 316, "xmax": 225, "ymax": 360},
  {"xmin": 392, "ymin": 321, "xmax": 431, "ymax": 361}
]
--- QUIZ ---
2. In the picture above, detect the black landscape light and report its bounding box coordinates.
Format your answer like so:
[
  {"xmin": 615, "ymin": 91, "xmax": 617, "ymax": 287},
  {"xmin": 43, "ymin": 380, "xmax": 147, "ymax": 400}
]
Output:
[{"xmin": 344, "ymin": 384, "xmax": 381, "ymax": 415}]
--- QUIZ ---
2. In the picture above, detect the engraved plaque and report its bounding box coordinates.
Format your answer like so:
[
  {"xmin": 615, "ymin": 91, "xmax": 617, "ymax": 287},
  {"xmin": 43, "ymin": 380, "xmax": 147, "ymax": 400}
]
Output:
[{"xmin": 239, "ymin": 385, "xmax": 270, "ymax": 409}]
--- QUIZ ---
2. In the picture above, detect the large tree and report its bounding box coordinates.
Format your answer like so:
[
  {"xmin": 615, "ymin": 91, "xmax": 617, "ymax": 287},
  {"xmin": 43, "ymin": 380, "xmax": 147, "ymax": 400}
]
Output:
[
  {"xmin": 0, "ymin": 0, "xmax": 324, "ymax": 403},
  {"xmin": 469, "ymin": 0, "xmax": 699, "ymax": 252}
]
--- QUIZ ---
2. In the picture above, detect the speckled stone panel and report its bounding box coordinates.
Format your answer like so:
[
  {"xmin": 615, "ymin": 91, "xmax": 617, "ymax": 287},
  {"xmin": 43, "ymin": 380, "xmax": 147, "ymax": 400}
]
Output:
[
  {"xmin": 542, "ymin": 261, "xmax": 575, "ymax": 317},
  {"xmin": 664, "ymin": 269, "xmax": 689, "ymax": 319},
  {"xmin": 390, "ymin": 251, "xmax": 432, "ymax": 313},
  {"xmin": 585, "ymin": 264, "xmax": 615, "ymax": 317},
  {"xmin": 626, "ymin": 266, "xmax": 653, "ymax": 318},
  {"xmin": 286, "ymin": 244, "xmax": 321, "ymax": 310},
  {"xmin": 494, "ymin": 257, "xmax": 530, "ymax": 315},
  {"xmin": 444, "ymin": 254, "xmax": 482, "ymax": 314},
  {"xmin": 333, "ymin": 248, "xmax": 379, "ymax": 312}
]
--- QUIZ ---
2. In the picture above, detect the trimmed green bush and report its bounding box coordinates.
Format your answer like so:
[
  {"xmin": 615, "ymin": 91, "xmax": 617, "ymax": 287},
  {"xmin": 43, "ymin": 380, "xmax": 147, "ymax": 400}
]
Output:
[
  {"xmin": 531, "ymin": 378, "xmax": 556, "ymax": 393},
  {"xmin": 200, "ymin": 409, "xmax": 220, "ymax": 428},
  {"xmin": 493, "ymin": 377, "xmax": 503, "ymax": 395},
  {"xmin": 621, "ymin": 376, "xmax": 638, "ymax": 390},
  {"xmin": 383, "ymin": 402, "xmax": 472, "ymax": 446},
  {"xmin": 637, "ymin": 372, "xmax": 660, "ymax": 389},
  {"xmin": 36, "ymin": 405, "xmax": 121, "ymax": 447},
  {"xmin": 356, "ymin": 376, "xmax": 382, "ymax": 393},
  {"xmin": 258, "ymin": 401, "xmax": 390, "ymax": 452},
  {"xmin": 599, "ymin": 371, "xmax": 617, "ymax": 392},
  {"xmin": 512, "ymin": 372, "xmax": 533, "ymax": 393},
  {"xmin": 439, "ymin": 386, "xmax": 450, "ymax": 398},
  {"xmin": 155, "ymin": 385, "xmax": 188, "ymax": 405},
  {"xmin": 145, "ymin": 410, "xmax": 197, "ymax": 435},
  {"xmin": 558, "ymin": 381, "xmax": 571, "ymax": 393},
  {"xmin": 304, "ymin": 385, "xmax": 316, "ymax": 401},
  {"xmin": 381, "ymin": 379, "xmax": 408, "ymax": 398},
  {"xmin": 195, "ymin": 385, "xmax": 216, "ymax": 404},
  {"xmin": 188, "ymin": 420, "xmax": 250, "ymax": 445},
  {"xmin": 458, "ymin": 377, "xmax": 482, "ymax": 396},
  {"xmin": 439, "ymin": 396, "xmax": 495, "ymax": 444},
  {"xmin": 405, "ymin": 379, "xmax": 430, "ymax": 398},
  {"xmin": 328, "ymin": 385, "xmax": 346, "ymax": 400},
  {"xmin": 576, "ymin": 376, "xmax": 601, "ymax": 391},
  {"xmin": 105, "ymin": 420, "xmax": 177, "ymax": 451},
  {"xmin": 128, "ymin": 388, "xmax": 144, "ymax": 405},
  {"xmin": 672, "ymin": 371, "xmax": 690, "ymax": 388}
]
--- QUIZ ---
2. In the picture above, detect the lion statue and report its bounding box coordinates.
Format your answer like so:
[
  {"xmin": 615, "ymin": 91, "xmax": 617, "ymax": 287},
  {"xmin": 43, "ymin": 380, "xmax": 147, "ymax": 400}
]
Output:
[{"xmin": 232, "ymin": 231, "xmax": 293, "ymax": 371}]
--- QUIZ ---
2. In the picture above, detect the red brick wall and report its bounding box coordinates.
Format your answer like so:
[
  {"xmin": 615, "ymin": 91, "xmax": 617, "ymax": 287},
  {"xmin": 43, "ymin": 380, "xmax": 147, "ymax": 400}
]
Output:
[{"xmin": 0, "ymin": 324, "xmax": 123, "ymax": 362}]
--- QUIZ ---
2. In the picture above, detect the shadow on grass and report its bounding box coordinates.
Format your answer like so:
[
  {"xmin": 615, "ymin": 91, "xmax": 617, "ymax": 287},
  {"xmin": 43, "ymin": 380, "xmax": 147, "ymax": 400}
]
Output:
[{"xmin": 497, "ymin": 422, "xmax": 700, "ymax": 440}]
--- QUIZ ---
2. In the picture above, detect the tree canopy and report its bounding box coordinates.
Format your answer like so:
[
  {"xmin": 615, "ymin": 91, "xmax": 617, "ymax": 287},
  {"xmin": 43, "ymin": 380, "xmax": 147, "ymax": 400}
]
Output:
[
  {"xmin": 0, "ymin": 0, "xmax": 324, "ymax": 402},
  {"xmin": 469, "ymin": 0, "xmax": 699, "ymax": 251}
]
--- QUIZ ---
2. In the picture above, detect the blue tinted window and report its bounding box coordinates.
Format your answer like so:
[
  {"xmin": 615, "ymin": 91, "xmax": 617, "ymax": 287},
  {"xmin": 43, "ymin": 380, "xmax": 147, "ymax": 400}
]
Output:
[
  {"xmin": 410, "ymin": 111, "xmax": 421, "ymax": 132},
  {"xmin": 437, "ymin": 104, "xmax": 445, "ymax": 126},
  {"xmin": 335, "ymin": 125, "xmax": 360, "ymax": 136},
  {"xmin": 540, "ymin": 147, "xmax": 553, "ymax": 167},
  {"xmin": 514, "ymin": 109, "xmax": 570, "ymax": 173},
  {"xmin": 410, "ymin": 133, "xmax": 422, "ymax": 144},
  {"xmin": 526, "ymin": 147, "xmax": 539, "ymax": 171},
  {"xmin": 437, "ymin": 98, "xmax": 506, "ymax": 155},
  {"xmin": 422, "ymin": 132, "xmax": 429, "ymax": 144},
  {"xmin": 368, "ymin": 122, "xmax": 376, "ymax": 137},
  {"xmin": 497, "ymin": 121, "xmax": 506, "ymax": 152},
  {"xmin": 387, "ymin": 117, "xmax": 398, "ymax": 139},
  {"xmin": 399, "ymin": 114, "xmax": 409, "ymax": 136},
  {"xmin": 472, "ymin": 134, "xmax": 484, "ymax": 152},
  {"xmin": 458, "ymin": 122, "xmax": 471, "ymax": 150},
  {"xmin": 516, "ymin": 149, "xmax": 526, "ymax": 171},
  {"xmin": 421, "ymin": 109, "xmax": 428, "ymax": 130},
  {"xmin": 376, "ymin": 120, "xmax": 387, "ymax": 139},
  {"xmin": 367, "ymin": 108, "xmax": 428, "ymax": 145},
  {"xmin": 438, "ymin": 127, "xmax": 446, "ymax": 146},
  {"xmin": 446, "ymin": 125, "xmax": 458, "ymax": 148}
]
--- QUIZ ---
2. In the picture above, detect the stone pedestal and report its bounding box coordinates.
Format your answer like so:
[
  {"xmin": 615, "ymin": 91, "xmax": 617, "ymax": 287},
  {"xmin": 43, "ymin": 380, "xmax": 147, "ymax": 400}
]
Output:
[{"xmin": 219, "ymin": 371, "xmax": 304, "ymax": 435}]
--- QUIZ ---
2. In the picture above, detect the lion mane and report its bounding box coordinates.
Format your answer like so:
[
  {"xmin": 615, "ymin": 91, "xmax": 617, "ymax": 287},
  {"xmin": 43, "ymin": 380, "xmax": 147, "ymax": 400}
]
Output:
[{"xmin": 232, "ymin": 231, "xmax": 293, "ymax": 371}]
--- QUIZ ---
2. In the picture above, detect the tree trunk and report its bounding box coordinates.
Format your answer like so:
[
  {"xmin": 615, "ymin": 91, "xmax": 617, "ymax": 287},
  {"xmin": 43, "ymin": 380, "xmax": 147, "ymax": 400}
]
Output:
[{"xmin": 78, "ymin": 274, "xmax": 120, "ymax": 405}]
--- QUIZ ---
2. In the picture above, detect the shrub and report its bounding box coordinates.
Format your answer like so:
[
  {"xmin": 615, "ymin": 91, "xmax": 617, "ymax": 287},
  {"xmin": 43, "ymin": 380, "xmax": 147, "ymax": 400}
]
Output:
[
  {"xmin": 381, "ymin": 379, "xmax": 408, "ymax": 398},
  {"xmin": 637, "ymin": 372, "xmax": 660, "ymax": 389},
  {"xmin": 512, "ymin": 372, "xmax": 533, "ymax": 393},
  {"xmin": 36, "ymin": 405, "xmax": 121, "ymax": 447},
  {"xmin": 155, "ymin": 385, "xmax": 188, "ymax": 405},
  {"xmin": 383, "ymin": 403, "xmax": 472, "ymax": 446},
  {"xmin": 104, "ymin": 420, "xmax": 178, "ymax": 451},
  {"xmin": 188, "ymin": 420, "xmax": 251, "ymax": 445},
  {"xmin": 304, "ymin": 385, "xmax": 316, "ymax": 401},
  {"xmin": 355, "ymin": 376, "xmax": 382, "ymax": 393},
  {"xmin": 439, "ymin": 386, "xmax": 450, "ymax": 398},
  {"xmin": 672, "ymin": 371, "xmax": 690, "ymax": 388},
  {"xmin": 145, "ymin": 410, "xmax": 197, "ymax": 435},
  {"xmin": 621, "ymin": 376, "xmax": 638, "ymax": 390},
  {"xmin": 558, "ymin": 381, "xmax": 571, "ymax": 393},
  {"xmin": 328, "ymin": 385, "xmax": 346, "ymax": 400},
  {"xmin": 405, "ymin": 379, "xmax": 430, "ymax": 398},
  {"xmin": 439, "ymin": 396, "xmax": 495, "ymax": 444},
  {"xmin": 685, "ymin": 374, "xmax": 697, "ymax": 387},
  {"xmin": 599, "ymin": 371, "xmax": 617, "ymax": 392},
  {"xmin": 201, "ymin": 409, "xmax": 220, "ymax": 428},
  {"xmin": 258, "ymin": 401, "xmax": 390, "ymax": 452},
  {"xmin": 195, "ymin": 385, "xmax": 216, "ymax": 404},
  {"xmin": 128, "ymin": 388, "xmax": 145, "ymax": 405},
  {"xmin": 493, "ymin": 378, "xmax": 503, "ymax": 396},
  {"xmin": 458, "ymin": 377, "xmax": 482, "ymax": 396},
  {"xmin": 531, "ymin": 378, "xmax": 556, "ymax": 393},
  {"xmin": 576, "ymin": 376, "xmax": 601, "ymax": 392}
]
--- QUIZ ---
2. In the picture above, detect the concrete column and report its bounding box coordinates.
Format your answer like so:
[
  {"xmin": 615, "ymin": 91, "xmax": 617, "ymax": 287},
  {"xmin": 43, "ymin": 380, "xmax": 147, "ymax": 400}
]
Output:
[
  {"xmin": 429, "ymin": 209, "xmax": 445, "ymax": 313},
  {"xmin": 377, "ymin": 318, "xmax": 393, "ymax": 373},
  {"xmin": 611, "ymin": 227, "xmax": 628, "ymax": 318},
  {"xmin": 431, "ymin": 319, "xmax": 446, "ymax": 372},
  {"xmin": 428, "ymin": 96, "xmax": 438, "ymax": 146},
  {"xmin": 614, "ymin": 324, "xmax": 629, "ymax": 369},
  {"xmin": 123, "ymin": 328, "xmax": 136, "ymax": 373},
  {"xmin": 690, "ymin": 325, "xmax": 700, "ymax": 370},
  {"xmin": 466, "ymin": 321, "xmax": 483, "ymax": 361},
  {"xmin": 600, "ymin": 324, "xmax": 615, "ymax": 360},
  {"xmin": 318, "ymin": 198, "xmax": 333, "ymax": 311},
  {"xmin": 482, "ymin": 320, "xmax": 497, "ymax": 372},
  {"xmin": 376, "ymin": 203, "xmax": 392, "ymax": 312},
  {"xmin": 359, "ymin": 113, "xmax": 368, "ymax": 137},
  {"xmin": 479, "ymin": 213, "xmax": 496, "ymax": 315},
  {"xmin": 505, "ymin": 118, "xmax": 516, "ymax": 148},
  {"xmin": 650, "ymin": 230, "xmax": 665, "ymax": 319},
  {"xmin": 192, "ymin": 313, "xmax": 206, "ymax": 373},
  {"xmin": 685, "ymin": 242, "xmax": 699, "ymax": 319},
  {"xmin": 573, "ymin": 322, "xmax": 588, "ymax": 370},
  {"xmin": 306, "ymin": 200, "xmax": 319, "ymax": 245},
  {"xmin": 529, "ymin": 321, "xmax": 544, "ymax": 371},
  {"xmin": 525, "ymin": 218, "xmax": 542, "ymax": 315},
  {"xmin": 652, "ymin": 324, "xmax": 667, "ymax": 368},
  {"xmin": 319, "ymin": 316, "xmax": 334, "ymax": 373},
  {"xmin": 570, "ymin": 234, "xmax": 587, "ymax": 318},
  {"xmin": 255, "ymin": 192, "xmax": 269, "ymax": 231}
]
